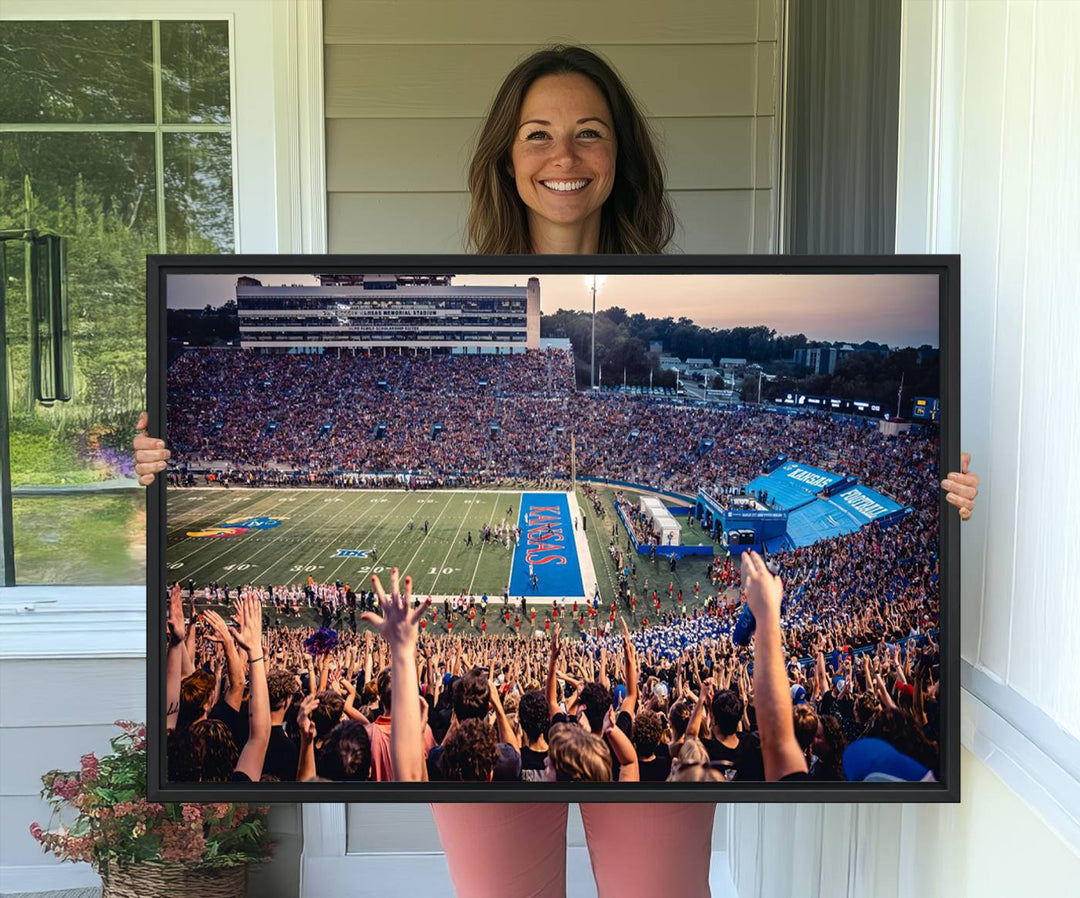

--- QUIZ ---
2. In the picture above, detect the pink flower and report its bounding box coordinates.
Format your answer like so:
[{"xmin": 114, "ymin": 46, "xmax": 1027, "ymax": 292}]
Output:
[
  {"xmin": 137, "ymin": 799, "xmax": 165, "ymax": 818},
  {"xmin": 52, "ymin": 778, "xmax": 80, "ymax": 801},
  {"xmin": 80, "ymin": 753, "xmax": 100, "ymax": 782},
  {"xmin": 181, "ymin": 805, "xmax": 203, "ymax": 825},
  {"xmin": 160, "ymin": 822, "xmax": 206, "ymax": 863},
  {"xmin": 29, "ymin": 822, "xmax": 43, "ymax": 842},
  {"xmin": 66, "ymin": 834, "xmax": 95, "ymax": 864}
]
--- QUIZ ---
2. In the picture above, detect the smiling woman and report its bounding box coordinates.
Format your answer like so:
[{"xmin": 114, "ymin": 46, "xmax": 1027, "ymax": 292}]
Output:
[
  {"xmin": 509, "ymin": 73, "xmax": 617, "ymax": 253},
  {"xmin": 466, "ymin": 45, "xmax": 674, "ymax": 255}
]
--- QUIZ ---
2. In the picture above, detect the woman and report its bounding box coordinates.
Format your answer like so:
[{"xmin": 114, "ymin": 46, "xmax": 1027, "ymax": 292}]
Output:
[{"xmin": 136, "ymin": 44, "xmax": 979, "ymax": 898}]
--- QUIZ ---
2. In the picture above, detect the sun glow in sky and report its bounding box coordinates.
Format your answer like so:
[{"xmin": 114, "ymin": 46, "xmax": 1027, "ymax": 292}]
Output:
[{"xmin": 168, "ymin": 271, "xmax": 938, "ymax": 348}]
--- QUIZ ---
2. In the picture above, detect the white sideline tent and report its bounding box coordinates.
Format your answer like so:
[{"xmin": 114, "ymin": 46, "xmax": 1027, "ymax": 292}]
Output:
[{"xmin": 638, "ymin": 496, "xmax": 682, "ymax": 546}]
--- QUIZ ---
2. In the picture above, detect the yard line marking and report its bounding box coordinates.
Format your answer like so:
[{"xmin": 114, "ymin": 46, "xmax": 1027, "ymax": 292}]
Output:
[
  {"xmin": 165, "ymin": 490, "xmax": 266, "ymax": 527},
  {"xmin": 165, "ymin": 488, "xmax": 305, "ymax": 558},
  {"xmin": 170, "ymin": 488, "xmax": 330, "ymax": 581},
  {"xmin": 468, "ymin": 491, "xmax": 510, "ymax": 596},
  {"xmin": 430, "ymin": 491, "xmax": 494, "ymax": 595},
  {"xmin": 173, "ymin": 486, "xmax": 524, "ymax": 494},
  {"xmin": 318, "ymin": 490, "xmax": 420, "ymax": 584},
  {"xmin": 401, "ymin": 491, "xmax": 458, "ymax": 580},
  {"xmin": 317, "ymin": 492, "xmax": 414, "ymax": 583},
  {"xmin": 252, "ymin": 488, "xmax": 413, "ymax": 585},
  {"xmin": 164, "ymin": 489, "xmax": 322, "ymax": 567},
  {"xmin": 175, "ymin": 488, "xmax": 341, "ymax": 583}
]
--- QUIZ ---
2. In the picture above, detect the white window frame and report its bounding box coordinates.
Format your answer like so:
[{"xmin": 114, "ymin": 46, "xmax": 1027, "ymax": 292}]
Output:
[{"xmin": 0, "ymin": 0, "xmax": 326, "ymax": 658}]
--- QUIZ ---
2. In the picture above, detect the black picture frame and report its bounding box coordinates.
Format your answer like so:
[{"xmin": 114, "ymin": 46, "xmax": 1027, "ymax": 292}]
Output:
[{"xmin": 146, "ymin": 253, "xmax": 960, "ymax": 803}]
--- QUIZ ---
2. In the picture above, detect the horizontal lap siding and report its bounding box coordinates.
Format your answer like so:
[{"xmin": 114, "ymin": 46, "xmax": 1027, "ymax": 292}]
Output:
[
  {"xmin": 324, "ymin": 1, "xmax": 761, "ymax": 45},
  {"xmin": 327, "ymin": 117, "xmax": 762, "ymax": 192},
  {"xmin": 324, "ymin": 0, "xmax": 781, "ymax": 254},
  {"xmin": 0, "ymin": 659, "xmax": 146, "ymax": 869},
  {"xmin": 325, "ymin": 44, "xmax": 761, "ymax": 119}
]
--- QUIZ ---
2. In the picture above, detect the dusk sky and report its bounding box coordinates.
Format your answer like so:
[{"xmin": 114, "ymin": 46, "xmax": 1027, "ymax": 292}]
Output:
[{"xmin": 167, "ymin": 271, "xmax": 939, "ymax": 348}]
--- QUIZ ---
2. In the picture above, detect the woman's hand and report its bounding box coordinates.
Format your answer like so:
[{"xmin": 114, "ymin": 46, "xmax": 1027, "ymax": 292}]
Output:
[
  {"xmin": 941, "ymin": 452, "xmax": 979, "ymax": 520},
  {"xmin": 133, "ymin": 411, "xmax": 170, "ymax": 486}
]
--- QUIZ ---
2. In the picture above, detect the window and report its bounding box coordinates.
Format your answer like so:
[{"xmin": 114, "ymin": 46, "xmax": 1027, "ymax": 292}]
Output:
[{"xmin": 1, "ymin": 19, "xmax": 234, "ymax": 584}]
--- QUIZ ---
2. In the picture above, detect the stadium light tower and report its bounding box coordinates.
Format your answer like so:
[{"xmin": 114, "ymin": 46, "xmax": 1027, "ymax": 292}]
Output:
[{"xmin": 585, "ymin": 275, "xmax": 605, "ymax": 389}]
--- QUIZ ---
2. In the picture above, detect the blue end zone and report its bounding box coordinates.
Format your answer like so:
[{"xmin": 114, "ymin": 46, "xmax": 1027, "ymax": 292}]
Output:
[
  {"xmin": 509, "ymin": 493, "xmax": 584, "ymax": 597},
  {"xmin": 746, "ymin": 461, "xmax": 845, "ymax": 510}
]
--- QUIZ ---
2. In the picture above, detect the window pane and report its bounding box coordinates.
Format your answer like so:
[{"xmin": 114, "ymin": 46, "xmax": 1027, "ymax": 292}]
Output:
[
  {"xmin": 164, "ymin": 133, "xmax": 235, "ymax": 253},
  {"xmin": 11, "ymin": 492, "xmax": 146, "ymax": 585},
  {"xmin": 0, "ymin": 22, "xmax": 154, "ymax": 124},
  {"xmin": 160, "ymin": 21, "xmax": 232, "ymax": 124},
  {"xmin": 1, "ymin": 20, "xmax": 235, "ymax": 586},
  {"xmin": 2, "ymin": 132, "xmax": 154, "ymax": 584},
  {"xmin": 1, "ymin": 132, "xmax": 156, "ymax": 459}
]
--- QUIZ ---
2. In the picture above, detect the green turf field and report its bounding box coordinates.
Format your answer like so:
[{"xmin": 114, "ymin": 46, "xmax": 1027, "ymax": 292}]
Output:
[
  {"xmin": 167, "ymin": 484, "xmax": 735, "ymax": 629},
  {"xmin": 167, "ymin": 487, "xmax": 533, "ymax": 597}
]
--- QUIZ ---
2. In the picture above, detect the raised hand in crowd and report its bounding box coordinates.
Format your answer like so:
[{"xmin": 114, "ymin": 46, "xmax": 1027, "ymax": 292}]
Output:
[
  {"xmin": 361, "ymin": 568, "xmax": 430, "ymax": 781},
  {"xmin": 203, "ymin": 608, "xmax": 245, "ymax": 710},
  {"xmin": 743, "ymin": 550, "xmax": 807, "ymax": 781},
  {"xmin": 165, "ymin": 582, "xmax": 186, "ymax": 731},
  {"xmin": 230, "ymin": 591, "xmax": 270, "ymax": 781},
  {"xmin": 296, "ymin": 693, "xmax": 319, "ymax": 782}
]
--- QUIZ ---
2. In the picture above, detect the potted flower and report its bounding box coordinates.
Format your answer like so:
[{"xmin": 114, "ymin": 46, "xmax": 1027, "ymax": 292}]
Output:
[{"xmin": 30, "ymin": 720, "xmax": 274, "ymax": 898}]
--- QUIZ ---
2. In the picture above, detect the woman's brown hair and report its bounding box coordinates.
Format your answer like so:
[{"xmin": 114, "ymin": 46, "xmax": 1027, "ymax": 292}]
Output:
[{"xmin": 467, "ymin": 45, "xmax": 675, "ymax": 254}]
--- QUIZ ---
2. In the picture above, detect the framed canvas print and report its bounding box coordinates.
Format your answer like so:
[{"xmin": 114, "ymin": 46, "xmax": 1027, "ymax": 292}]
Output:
[{"xmin": 147, "ymin": 254, "xmax": 960, "ymax": 803}]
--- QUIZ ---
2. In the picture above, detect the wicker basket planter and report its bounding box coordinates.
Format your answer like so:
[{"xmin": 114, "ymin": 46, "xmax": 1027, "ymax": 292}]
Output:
[{"xmin": 101, "ymin": 862, "xmax": 247, "ymax": 898}]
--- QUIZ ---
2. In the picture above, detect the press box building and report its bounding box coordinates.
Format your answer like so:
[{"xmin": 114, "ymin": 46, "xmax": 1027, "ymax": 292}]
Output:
[{"xmin": 235, "ymin": 274, "xmax": 541, "ymax": 354}]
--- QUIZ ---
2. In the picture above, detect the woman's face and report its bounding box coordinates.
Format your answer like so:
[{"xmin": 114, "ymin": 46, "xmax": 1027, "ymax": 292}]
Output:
[{"xmin": 509, "ymin": 72, "xmax": 616, "ymax": 249}]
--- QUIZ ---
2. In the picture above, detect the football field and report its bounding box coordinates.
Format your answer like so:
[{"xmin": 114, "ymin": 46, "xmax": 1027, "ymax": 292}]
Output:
[{"xmin": 167, "ymin": 487, "xmax": 594, "ymax": 601}]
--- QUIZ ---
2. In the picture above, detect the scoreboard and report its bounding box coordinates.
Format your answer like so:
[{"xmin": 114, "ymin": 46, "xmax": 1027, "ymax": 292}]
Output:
[{"xmin": 912, "ymin": 397, "xmax": 939, "ymax": 421}]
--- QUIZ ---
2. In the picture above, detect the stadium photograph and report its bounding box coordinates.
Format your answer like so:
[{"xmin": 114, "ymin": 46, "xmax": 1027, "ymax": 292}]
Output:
[{"xmin": 160, "ymin": 267, "xmax": 945, "ymax": 791}]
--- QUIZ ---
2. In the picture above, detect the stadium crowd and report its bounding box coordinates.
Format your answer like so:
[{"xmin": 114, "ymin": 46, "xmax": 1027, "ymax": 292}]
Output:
[
  {"xmin": 167, "ymin": 348, "xmax": 935, "ymax": 508},
  {"xmin": 163, "ymin": 346, "xmax": 945, "ymax": 787},
  {"xmin": 166, "ymin": 546, "xmax": 941, "ymax": 786}
]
